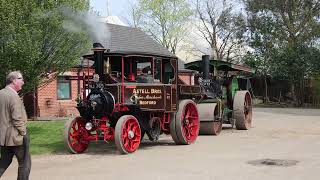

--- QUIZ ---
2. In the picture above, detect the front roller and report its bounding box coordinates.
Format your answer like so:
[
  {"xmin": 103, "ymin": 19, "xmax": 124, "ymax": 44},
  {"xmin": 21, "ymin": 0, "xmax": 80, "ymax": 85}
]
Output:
[
  {"xmin": 170, "ymin": 99, "xmax": 200, "ymax": 145},
  {"xmin": 198, "ymin": 103, "xmax": 222, "ymax": 135},
  {"xmin": 64, "ymin": 117, "xmax": 89, "ymax": 154},
  {"xmin": 115, "ymin": 115, "xmax": 142, "ymax": 154},
  {"xmin": 233, "ymin": 91, "xmax": 253, "ymax": 130}
]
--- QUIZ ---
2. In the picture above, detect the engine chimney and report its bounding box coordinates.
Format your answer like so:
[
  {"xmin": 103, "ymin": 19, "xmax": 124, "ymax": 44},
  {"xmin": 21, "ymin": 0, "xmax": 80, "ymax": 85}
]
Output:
[
  {"xmin": 202, "ymin": 55, "xmax": 210, "ymax": 79},
  {"xmin": 92, "ymin": 43, "xmax": 106, "ymax": 80}
]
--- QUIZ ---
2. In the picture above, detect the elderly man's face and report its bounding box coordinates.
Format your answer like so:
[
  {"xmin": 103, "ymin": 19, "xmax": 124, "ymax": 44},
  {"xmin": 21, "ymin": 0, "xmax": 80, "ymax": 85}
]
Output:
[{"xmin": 13, "ymin": 75, "xmax": 24, "ymax": 92}]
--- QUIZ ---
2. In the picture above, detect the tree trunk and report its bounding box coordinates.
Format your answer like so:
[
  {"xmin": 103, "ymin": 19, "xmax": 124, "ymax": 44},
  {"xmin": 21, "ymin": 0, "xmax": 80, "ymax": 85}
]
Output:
[
  {"xmin": 294, "ymin": 79, "xmax": 304, "ymax": 107},
  {"xmin": 264, "ymin": 75, "xmax": 269, "ymax": 103},
  {"xmin": 290, "ymin": 83, "xmax": 297, "ymax": 105}
]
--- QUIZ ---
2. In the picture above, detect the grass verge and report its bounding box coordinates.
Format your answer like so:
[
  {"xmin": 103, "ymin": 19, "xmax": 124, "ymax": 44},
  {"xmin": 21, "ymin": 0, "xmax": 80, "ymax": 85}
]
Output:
[{"xmin": 27, "ymin": 120, "xmax": 66, "ymax": 155}]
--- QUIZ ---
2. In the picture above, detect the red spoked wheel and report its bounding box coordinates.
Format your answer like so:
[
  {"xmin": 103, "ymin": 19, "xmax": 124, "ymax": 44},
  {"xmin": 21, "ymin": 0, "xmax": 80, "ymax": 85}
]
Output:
[
  {"xmin": 233, "ymin": 91, "xmax": 253, "ymax": 130},
  {"xmin": 171, "ymin": 100, "xmax": 199, "ymax": 145},
  {"xmin": 115, "ymin": 115, "xmax": 141, "ymax": 154},
  {"xmin": 64, "ymin": 117, "xmax": 89, "ymax": 154}
]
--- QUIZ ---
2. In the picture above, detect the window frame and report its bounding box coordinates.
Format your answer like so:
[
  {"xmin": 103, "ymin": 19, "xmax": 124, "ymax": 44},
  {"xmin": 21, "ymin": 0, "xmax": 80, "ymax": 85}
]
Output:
[{"xmin": 57, "ymin": 76, "xmax": 72, "ymax": 100}]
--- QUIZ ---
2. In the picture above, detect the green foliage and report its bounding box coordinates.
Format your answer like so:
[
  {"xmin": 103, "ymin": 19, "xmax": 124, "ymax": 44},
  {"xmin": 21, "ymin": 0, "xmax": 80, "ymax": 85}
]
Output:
[
  {"xmin": 244, "ymin": 0, "xmax": 320, "ymax": 66},
  {"xmin": 313, "ymin": 78, "xmax": 320, "ymax": 97},
  {"xmin": 0, "ymin": 0, "xmax": 91, "ymax": 94},
  {"xmin": 27, "ymin": 120, "xmax": 65, "ymax": 155},
  {"xmin": 270, "ymin": 45, "xmax": 320, "ymax": 82},
  {"xmin": 136, "ymin": 0, "xmax": 193, "ymax": 53},
  {"xmin": 245, "ymin": 0, "xmax": 320, "ymax": 47},
  {"xmin": 244, "ymin": 0, "xmax": 320, "ymax": 105},
  {"xmin": 243, "ymin": 52, "xmax": 268, "ymax": 76}
]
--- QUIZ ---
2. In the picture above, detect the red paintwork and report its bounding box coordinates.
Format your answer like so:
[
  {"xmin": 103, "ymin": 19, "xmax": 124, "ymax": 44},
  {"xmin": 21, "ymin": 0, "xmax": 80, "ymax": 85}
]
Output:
[
  {"xmin": 77, "ymin": 116, "xmax": 115, "ymax": 143},
  {"xmin": 181, "ymin": 103, "xmax": 199, "ymax": 143},
  {"xmin": 113, "ymin": 103, "xmax": 130, "ymax": 113},
  {"xmin": 128, "ymin": 73, "xmax": 135, "ymax": 81},
  {"xmin": 93, "ymin": 116, "xmax": 115, "ymax": 141},
  {"xmin": 121, "ymin": 57, "xmax": 125, "ymax": 104},
  {"xmin": 160, "ymin": 113, "xmax": 171, "ymax": 134},
  {"xmin": 83, "ymin": 104, "xmax": 132, "ymax": 144},
  {"xmin": 120, "ymin": 116, "xmax": 141, "ymax": 153},
  {"xmin": 68, "ymin": 117, "xmax": 89, "ymax": 153}
]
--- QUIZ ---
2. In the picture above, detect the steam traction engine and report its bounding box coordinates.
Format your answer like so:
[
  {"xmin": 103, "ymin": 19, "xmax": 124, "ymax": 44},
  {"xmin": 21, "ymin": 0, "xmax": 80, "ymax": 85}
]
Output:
[
  {"xmin": 183, "ymin": 55, "xmax": 253, "ymax": 135},
  {"xmin": 64, "ymin": 43, "xmax": 200, "ymax": 154}
]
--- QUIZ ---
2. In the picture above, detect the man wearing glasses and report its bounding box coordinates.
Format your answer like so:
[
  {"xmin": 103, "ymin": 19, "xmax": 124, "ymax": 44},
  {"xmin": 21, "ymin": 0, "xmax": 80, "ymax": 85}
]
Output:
[{"xmin": 0, "ymin": 71, "xmax": 31, "ymax": 180}]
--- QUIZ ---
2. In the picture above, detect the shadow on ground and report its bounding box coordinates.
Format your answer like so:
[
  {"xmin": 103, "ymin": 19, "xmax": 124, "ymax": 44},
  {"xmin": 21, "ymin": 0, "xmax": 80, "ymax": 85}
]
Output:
[{"xmin": 52, "ymin": 136, "xmax": 176, "ymax": 156}]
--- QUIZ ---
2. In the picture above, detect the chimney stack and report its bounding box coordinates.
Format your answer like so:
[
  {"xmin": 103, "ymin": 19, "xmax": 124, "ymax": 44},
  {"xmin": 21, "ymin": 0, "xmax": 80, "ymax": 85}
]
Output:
[
  {"xmin": 202, "ymin": 55, "xmax": 210, "ymax": 79},
  {"xmin": 92, "ymin": 43, "xmax": 106, "ymax": 79}
]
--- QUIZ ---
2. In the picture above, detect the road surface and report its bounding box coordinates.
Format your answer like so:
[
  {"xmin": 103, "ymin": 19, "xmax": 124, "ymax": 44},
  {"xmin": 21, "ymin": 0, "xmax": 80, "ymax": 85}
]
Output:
[{"xmin": 2, "ymin": 108, "xmax": 320, "ymax": 180}]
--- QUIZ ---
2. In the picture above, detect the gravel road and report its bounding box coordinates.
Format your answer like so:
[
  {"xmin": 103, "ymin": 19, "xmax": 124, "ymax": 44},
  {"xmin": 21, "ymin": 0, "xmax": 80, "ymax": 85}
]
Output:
[{"xmin": 2, "ymin": 108, "xmax": 320, "ymax": 180}]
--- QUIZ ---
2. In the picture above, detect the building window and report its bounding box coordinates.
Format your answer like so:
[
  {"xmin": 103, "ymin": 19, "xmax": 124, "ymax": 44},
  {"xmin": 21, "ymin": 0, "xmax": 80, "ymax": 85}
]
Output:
[{"xmin": 57, "ymin": 76, "xmax": 71, "ymax": 100}]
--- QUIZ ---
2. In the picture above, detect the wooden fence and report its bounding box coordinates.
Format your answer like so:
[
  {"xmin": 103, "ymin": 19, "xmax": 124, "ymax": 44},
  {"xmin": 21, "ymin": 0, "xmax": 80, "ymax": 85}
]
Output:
[{"xmin": 250, "ymin": 77, "xmax": 320, "ymax": 108}]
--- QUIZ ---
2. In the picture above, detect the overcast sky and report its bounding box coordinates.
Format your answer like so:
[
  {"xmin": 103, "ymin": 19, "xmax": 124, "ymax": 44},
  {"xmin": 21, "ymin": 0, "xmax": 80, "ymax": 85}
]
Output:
[{"xmin": 90, "ymin": 0, "xmax": 135, "ymax": 17}]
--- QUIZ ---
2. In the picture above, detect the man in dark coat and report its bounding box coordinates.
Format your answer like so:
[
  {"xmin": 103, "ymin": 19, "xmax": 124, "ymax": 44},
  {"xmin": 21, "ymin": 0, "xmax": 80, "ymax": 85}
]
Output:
[{"xmin": 0, "ymin": 71, "xmax": 31, "ymax": 180}]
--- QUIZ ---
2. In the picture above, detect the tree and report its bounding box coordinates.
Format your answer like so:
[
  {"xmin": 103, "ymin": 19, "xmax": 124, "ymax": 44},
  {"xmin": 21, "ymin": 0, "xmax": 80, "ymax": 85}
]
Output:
[
  {"xmin": 133, "ymin": 0, "xmax": 193, "ymax": 54},
  {"xmin": 243, "ymin": 50, "xmax": 273, "ymax": 102},
  {"xmin": 243, "ymin": 14, "xmax": 277, "ymax": 102},
  {"xmin": 244, "ymin": 0, "xmax": 320, "ymax": 105},
  {"xmin": 270, "ymin": 45, "xmax": 320, "ymax": 105},
  {"xmin": 245, "ymin": 0, "xmax": 320, "ymax": 47},
  {"xmin": 128, "ymin": 1, "xmax": 143, "ymax": 28},
  {"xmin": 0, "ymin": 0, "xmax": 91, "ymax": 94},
  {"xmin": 194, "ymin": 0, "xmax": 247, "ymax": 62}
]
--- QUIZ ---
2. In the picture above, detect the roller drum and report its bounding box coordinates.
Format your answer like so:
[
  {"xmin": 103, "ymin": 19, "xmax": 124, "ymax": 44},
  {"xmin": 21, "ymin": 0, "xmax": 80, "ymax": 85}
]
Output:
[
  {"xmin": 197, "ymin": 103, "xmax": 217, "ymax": 122},
  {"xmin": 197, "ymin": 103, "xmax": 222, "ymax": 135}
]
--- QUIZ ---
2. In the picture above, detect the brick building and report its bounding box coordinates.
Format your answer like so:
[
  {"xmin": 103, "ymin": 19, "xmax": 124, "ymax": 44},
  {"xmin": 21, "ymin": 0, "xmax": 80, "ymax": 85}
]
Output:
[{"xmin": 24, "ymin": 67, "xmax": 94, "ymax": 119}]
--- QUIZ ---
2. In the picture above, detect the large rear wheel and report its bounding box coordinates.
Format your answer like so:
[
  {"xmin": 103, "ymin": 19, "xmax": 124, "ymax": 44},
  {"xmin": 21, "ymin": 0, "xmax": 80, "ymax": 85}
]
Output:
[
  {"xmin": 169, "ymin": 113, "xmax": 180, "ymax": 143},
  {"xmin": 115, "ymin": 115, "xmax": 141, "ymax": 154},
  {"xmin": 171, "ymin": 100, "xmax": 199, "ymax": 145},
  {"xmin": 64, "ymin": 117, "xmax": 89, "ymax": 154},
  {"xmin": 233, "ymin": 91, "xmax": 252, "ymax": 130}
]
